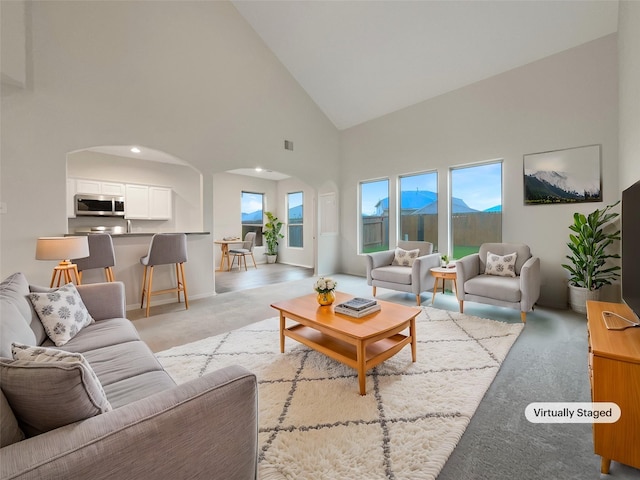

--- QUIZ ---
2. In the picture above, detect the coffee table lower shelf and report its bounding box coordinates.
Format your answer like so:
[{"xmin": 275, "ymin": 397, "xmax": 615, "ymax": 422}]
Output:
[{"xmin": 284, "ymin": 324, "xmax": 412, "ymax": 391}]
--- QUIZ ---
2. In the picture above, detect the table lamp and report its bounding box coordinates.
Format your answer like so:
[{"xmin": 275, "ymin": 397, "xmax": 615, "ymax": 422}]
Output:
[{"xmin": 35, "ymin": 236, "xmax": 89, "ymax": 287}]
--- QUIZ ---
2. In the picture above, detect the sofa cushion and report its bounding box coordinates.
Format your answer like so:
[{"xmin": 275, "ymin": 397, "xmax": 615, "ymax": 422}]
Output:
[
  {"xmin": 465, "ymin": 275, "xmax": 522, "ymax": 303},
  {"xmin": 485, "ymin": 251, "xmax": 517, "ymax": 278},
  {"xmin": 81, "ymin": 341, "xmax": 167, "ymax": 388},
  {"xmin": 41, "ymin": 317, "xmax": 141, "ymax": 353},
  {"xmin": 392, "ymin": 247, "xmax": 420, "ymax": 266},
  {"xmin": 370, "ymin": 265, "xmax": 413, "ymax": 285},
  {"xmin": 0, "ymin": 388, "xmax": 24, "ymax": 447},
  {"xmin": 0, "ymin": 302, "xmax": 37, "ymax": 359},
  {"xmin": 0, "ymin": 273, "xmax": 46, "ymax": 358},
  {"xmin": 28, "ymin": 283, "xmax": 94, "ymax": 346},
  {"xmin": 104, "ymin": 370, "xmax": 177, "ymax": 409},
  {"xmin": 0, "ymin": 346, "xmax": 112, "ymax": 437}
]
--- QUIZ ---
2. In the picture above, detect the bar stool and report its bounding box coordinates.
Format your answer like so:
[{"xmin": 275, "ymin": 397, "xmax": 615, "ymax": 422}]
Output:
[
  {"xmin": 140, "ymin": 233, "xmax": 188, "ymax": 317},
  {"xmin": 73, "ymin": 233, "xmax": 116, "ymax": 284}
]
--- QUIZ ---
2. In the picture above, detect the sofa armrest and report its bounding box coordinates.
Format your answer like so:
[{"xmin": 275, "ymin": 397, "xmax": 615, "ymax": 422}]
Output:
[
  {"xmin": 455, "ymin": 253, "xmax": 480, "ymax": 300},
  {"xmin": 411, "ymin": 253, "xmax": 442, "ymax": 294},
  {"xmin": 519, "ymin": 256, "xmax": 541, "ymax": 312},
  {"xmin": 76, "ymin": 282, "xmax": 126, "ymax": 321},
  {"xmin": 0, "ymin": 365, "xmax": 258, "ymax": 480},
  {"xmin": 365, "ymin": 250, "xmax": 396, "ymax": 284}
]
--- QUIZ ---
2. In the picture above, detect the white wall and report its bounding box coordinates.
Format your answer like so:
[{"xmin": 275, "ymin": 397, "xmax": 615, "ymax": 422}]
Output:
[
  {"xmin": 618, "ymin": 1, "xmax": 640, "ymax": 190},
  {"xmin": 339, "ymin": 35, "xmax": 619, "ymax": 308},
  {"xmin": 0, "ymin": 1, "xmax": 340, "ymax": 294}
]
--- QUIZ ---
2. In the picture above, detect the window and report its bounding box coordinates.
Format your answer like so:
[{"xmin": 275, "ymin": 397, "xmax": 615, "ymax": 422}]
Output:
[
  {"xmin": 287, "ymin": 192, "xmax": 303, "ymax": 248},
  {"xmin": 360, "ymin": 179, "xmax": 389, "ymax": 253},
  {"xmin": 399, "ymin": 171, "xmax": 438, "ymax": 250},
  {"xmin": 241, "ymin": 191, "xmax": 264, "ymax": 246},
  {"xmin": 450, "ymin": 161, "xmax": 502, "ymax": 259}
]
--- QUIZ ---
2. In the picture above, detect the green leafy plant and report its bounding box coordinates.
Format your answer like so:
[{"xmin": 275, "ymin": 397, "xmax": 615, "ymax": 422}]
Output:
[
  {"xmin": 561, "ymin": 201, "xmax": 621, "ymax": 291},
  {"xmin": 441, "ymin": 254, "xmax": 450, "ymax": 265},
  {"xmin": 263, "ymin": 211, "xmax": 284, "ymax": 256}
]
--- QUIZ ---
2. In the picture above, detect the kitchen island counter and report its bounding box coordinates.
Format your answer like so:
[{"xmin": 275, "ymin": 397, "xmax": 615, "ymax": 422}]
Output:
[{"xmin": 64, "ymin": 232, "xmax": 213, "ymax": 310}]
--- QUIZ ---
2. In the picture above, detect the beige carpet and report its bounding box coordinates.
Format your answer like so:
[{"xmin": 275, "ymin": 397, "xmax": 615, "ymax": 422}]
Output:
[{"xmin": 156, "ymin": 306, "xmax": 524, "ymax": 480}]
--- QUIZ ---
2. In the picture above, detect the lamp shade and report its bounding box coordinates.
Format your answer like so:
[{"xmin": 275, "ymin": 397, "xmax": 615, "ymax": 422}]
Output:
[{"xmin": 35, "ymin": 237, "xmax": 89, "ymax": 261}]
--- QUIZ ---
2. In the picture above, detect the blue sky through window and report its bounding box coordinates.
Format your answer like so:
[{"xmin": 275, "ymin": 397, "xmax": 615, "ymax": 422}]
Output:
[
  {"xmin": 452, "ymin": 162, "xmax": 502, "ymax": 211},
  {"xmin": 361, "ymin": 180, "xmax": 389, "ymax": 216}
]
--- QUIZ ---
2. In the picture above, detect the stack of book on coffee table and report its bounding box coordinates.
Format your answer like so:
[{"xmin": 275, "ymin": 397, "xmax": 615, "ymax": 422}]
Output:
[{"xmin": 334, "ymin": 297, "xmax": 381, "ymax": 318}]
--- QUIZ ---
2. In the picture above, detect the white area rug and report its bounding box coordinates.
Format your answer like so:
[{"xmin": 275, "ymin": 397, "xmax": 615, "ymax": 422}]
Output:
[{"xmin": 156, "ymin": 306, "xmax": 524, "ymax": 480}]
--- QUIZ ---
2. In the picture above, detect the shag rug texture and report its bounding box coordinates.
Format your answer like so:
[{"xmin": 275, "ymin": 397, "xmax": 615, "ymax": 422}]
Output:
[{"xmin": 156, "ymin": 306, "xmax": 524, "ymax": 480}]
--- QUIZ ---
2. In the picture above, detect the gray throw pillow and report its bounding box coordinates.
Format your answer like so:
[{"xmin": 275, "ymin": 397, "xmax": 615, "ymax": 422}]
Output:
[
  {"xmin": 0, "ymin": 343, "xmax": 112, "ymax": 437},
  {"xmin": 27, "ymin": 283, "xmax": 94, "ymax": 346}
]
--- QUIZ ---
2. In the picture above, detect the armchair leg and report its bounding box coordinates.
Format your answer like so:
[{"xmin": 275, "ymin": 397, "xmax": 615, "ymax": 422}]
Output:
[
  {"xmin": 372, "ymin": 286, "xmax": 377, "ymax": 297},
  {"xmin": 459, "ymin": 300, "xmax": 464, "ymax": 313},
  {"xmin": 416, "ymin": 295, "xmax": 421, "ymax": 306},
  {"xmin": 521, "ymin": 311, "xmax": 527, "ymax": 323}
]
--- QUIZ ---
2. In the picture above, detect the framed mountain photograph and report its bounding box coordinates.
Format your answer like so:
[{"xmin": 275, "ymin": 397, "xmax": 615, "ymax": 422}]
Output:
[{"xmin": 523, "ymin": 144, "xmax": 602, "ymax": 205}]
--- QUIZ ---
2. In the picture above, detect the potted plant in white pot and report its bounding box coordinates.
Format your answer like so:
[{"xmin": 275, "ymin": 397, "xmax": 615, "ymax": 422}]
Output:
[
  {"xmin": 561, "ymin": 201, "xmax": 621, "ymax": 313},
  {"xmin": 263, "ymin": 211, "xmax": 284, "ymax": 264}
]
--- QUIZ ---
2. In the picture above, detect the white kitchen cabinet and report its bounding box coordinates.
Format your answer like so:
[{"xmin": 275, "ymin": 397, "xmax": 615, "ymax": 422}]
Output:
[
  {"xmin": 74, "ymin": 179, "xmax": 125, "ymax": 196},
  {"xmin": 75, "ymin": 179, "xmax": 101, "ymax": 195},
  {"xmin": 100, "ymin": 182, "xmax": 125, "ymax": 196},
  {"xmin": 125, "ymin": 184, "xmax": 150, "ymax": 219},
  {"xmin": 125, "ymin": 184, "xmax": 172, "ymax": 220},
  {"xmin": 149, "ymin": 186, "xmax": 172, "ymax": 219}
]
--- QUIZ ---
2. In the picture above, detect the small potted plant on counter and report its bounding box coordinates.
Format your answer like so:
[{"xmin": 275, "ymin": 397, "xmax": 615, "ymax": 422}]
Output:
[{"xmin": 263, "ymin": 211, "xmax": 284, "ymax": 264}]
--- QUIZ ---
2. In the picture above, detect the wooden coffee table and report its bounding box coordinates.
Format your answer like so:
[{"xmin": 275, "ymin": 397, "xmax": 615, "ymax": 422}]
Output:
[{"xmin": 271, "ymin": 292, "xmax": 420, "ymax": 395}]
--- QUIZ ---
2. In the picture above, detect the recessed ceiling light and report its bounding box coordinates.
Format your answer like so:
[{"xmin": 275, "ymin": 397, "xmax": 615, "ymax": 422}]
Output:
[
  {"xmin": 255, "ymin": 167, "xmax": 263, "ymax": 172},
  {"xmin": 131, "ymin": 147, "xmax": 141, "ymax": 153}
]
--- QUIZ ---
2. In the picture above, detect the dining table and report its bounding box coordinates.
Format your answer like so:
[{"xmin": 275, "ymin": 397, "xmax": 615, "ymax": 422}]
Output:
[{"xmin": 214, "ymin": 238, "xmax": 243, "ymax": 271}]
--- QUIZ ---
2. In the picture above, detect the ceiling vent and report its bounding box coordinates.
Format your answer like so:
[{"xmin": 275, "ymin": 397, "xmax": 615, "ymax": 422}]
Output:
[{"xmin": 284, "ymin": 140, "xmax": 294, "ymax": 151}]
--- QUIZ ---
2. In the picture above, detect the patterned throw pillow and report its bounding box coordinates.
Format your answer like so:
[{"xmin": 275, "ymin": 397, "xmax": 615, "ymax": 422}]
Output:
[
  {"xmin": 27, "ymin": 283, "xmax": 94, "ymax": 346},
  {"xmin": 392, "ymin": 247, "xmax": 420, "ymax": 267},
  {"xmin": 1, "ymin": 343, "xmax": 112, "ymax": 437},
  {"xmin": 485, "ymin": 251, "xmax": 518, "ymax": 277}
]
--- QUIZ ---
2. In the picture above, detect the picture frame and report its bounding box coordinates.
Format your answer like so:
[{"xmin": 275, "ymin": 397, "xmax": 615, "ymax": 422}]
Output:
[{"xmin": 523, "ymin": 144, "xmax": 602, "ymax": 205}]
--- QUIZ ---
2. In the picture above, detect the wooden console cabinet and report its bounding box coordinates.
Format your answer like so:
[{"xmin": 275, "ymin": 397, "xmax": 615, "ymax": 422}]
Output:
[{"xmin": 586, "ymin": 300, "xmax": 640, "ymax": 474}]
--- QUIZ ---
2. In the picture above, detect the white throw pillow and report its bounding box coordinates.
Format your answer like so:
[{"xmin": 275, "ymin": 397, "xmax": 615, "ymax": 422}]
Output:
[
  {"xmin": 392, "ymin": 247, "xmax": 420, "ymax": 267},
  {"xmin": 28, "ymin": 283, "xmax": 94, "ymax": 346},
  {"xmin": 485, "ymin": 251, "xmax": 518, "ymax": 277}
]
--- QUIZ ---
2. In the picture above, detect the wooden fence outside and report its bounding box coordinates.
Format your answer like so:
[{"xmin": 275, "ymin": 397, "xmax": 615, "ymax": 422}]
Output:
[{"xmin": 363, "ymin": 212, "xmax": 501, "ymax": 253}]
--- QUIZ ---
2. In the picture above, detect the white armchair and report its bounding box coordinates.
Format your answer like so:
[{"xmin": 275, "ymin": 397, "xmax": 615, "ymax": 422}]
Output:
[
  {"xmin": 455, "ymin": 243, "xmax": 541, "ymax": 322},
  {"xmin": 365, "ymin": 241, "xmax": 441, "ymax": 306}
]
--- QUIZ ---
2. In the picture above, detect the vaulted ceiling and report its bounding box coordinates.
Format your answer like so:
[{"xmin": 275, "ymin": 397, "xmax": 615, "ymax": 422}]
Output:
[{"xmin": 232, "ymin": 0, "xmax": 619, "ymax": 130}]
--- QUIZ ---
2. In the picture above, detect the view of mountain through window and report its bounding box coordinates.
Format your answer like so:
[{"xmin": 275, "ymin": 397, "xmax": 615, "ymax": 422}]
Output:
[
  {"xmin": 287, "ymin": 192, "xmax": 303, "ymax": 248},
  {"xmin": 450, "ymin": 161, "xmax": 502, "ymax": 258},
  {"xmin": 241, "ymin": 191, "xmax": 264, "ymax": 246}
]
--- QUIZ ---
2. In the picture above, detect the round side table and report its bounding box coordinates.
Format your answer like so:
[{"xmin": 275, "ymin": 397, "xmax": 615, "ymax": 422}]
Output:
[{"xmin": 430, "ymin": 266, "xmax": 457, "ymax": 305}]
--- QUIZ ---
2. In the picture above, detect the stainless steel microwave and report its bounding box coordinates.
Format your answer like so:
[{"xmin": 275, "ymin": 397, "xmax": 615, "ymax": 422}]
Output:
[{"xmin": 74, "ymin": 194, "xmax": 125, "ymax": 217}]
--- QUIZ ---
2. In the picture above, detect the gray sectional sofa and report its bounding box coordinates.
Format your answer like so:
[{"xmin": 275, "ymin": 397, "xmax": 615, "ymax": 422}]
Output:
[{"xmin": 0, "ymin": 272, "xmax": 258, "ymax": 480}]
